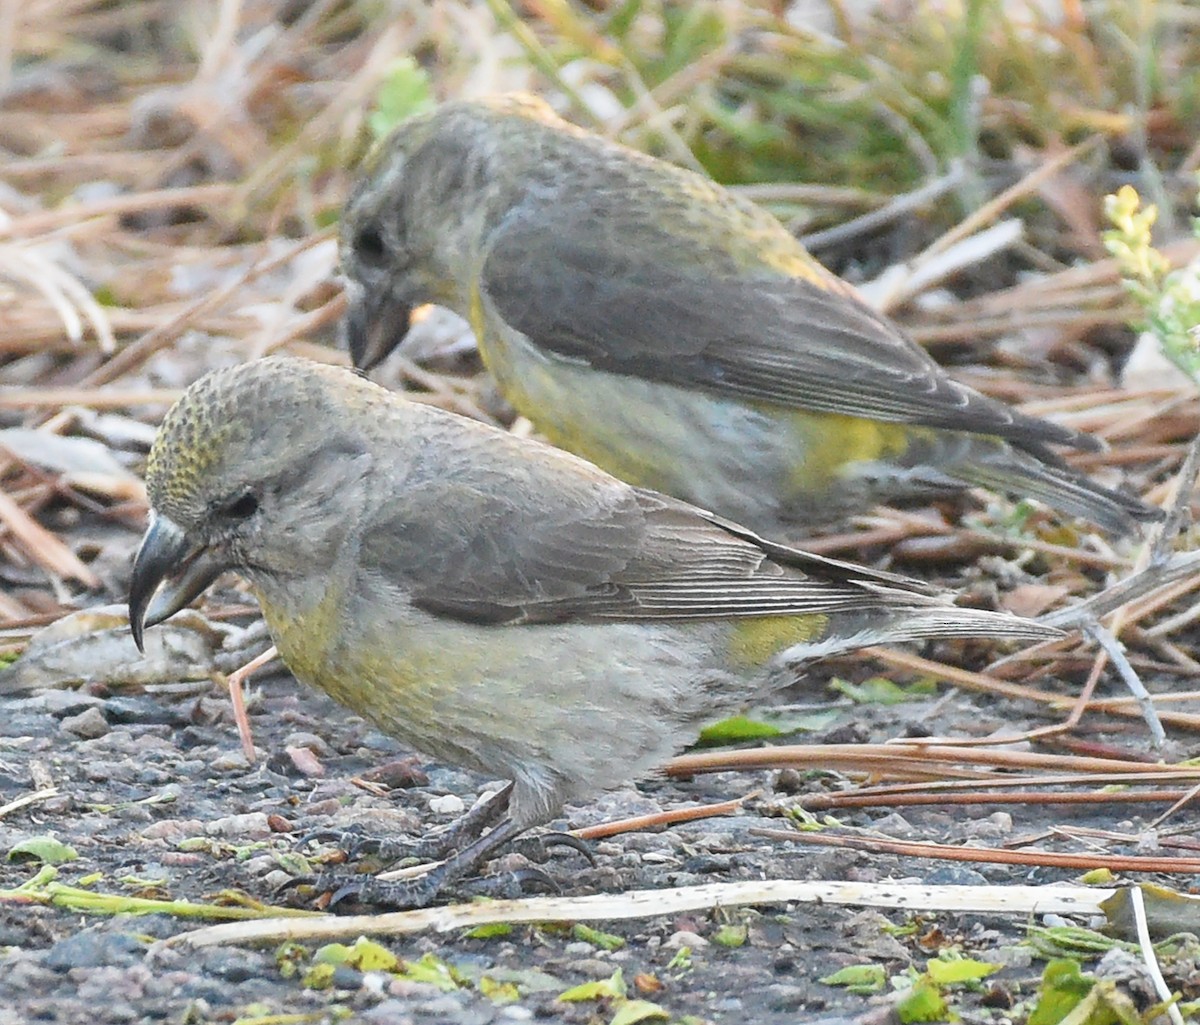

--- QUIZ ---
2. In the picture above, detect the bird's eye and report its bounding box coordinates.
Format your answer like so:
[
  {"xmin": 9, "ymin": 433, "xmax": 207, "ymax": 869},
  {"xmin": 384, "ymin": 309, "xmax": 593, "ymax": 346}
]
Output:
[
  {"xmin": 354, "ymin": 224, "xmax": 388, "ymax": 267},
  {"xmin": 219, "ymin": 490, "xmax": 259, "ymax": 521}
]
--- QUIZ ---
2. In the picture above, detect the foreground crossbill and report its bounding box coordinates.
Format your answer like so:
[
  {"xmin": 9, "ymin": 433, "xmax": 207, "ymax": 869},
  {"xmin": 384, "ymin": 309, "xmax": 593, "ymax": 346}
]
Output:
[
  {"xmin": 341, "ymin": 94, "xmax": 1157, "ymax": 537},
  {"xmin": 129, "ymin": 356, "xmax": 1059, "ymax": 906}
]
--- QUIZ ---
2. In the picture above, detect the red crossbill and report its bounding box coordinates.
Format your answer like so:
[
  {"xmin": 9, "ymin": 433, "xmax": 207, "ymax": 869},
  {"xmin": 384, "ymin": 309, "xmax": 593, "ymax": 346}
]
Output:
[
  {"xmin": 341, "ymin": 94, "xmax": 1157, "ymax": 537},
  {"xmin": 129, "ymin": 357, "xmax": 1059, "ymax": 906}
]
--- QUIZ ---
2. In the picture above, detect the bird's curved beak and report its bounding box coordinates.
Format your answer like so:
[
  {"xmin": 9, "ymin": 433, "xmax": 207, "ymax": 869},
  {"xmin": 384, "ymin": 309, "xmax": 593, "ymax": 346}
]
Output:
[
  {"xmin": 128, "ymin": 513, "xmax": 226, "ymax": 653},
  {"xmin": 344, "ymin": 280, "xmax": 413, "ymax": 372}
]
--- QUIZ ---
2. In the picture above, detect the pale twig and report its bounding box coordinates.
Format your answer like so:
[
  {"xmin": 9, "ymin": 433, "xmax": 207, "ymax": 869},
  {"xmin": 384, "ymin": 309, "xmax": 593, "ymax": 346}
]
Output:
[
  {"xmin": 168, "ymin": 880, "xmax": 1115, "ymax": 949},
  {"xmin": 1084, "ymin": 619, "xmax": 1164, "ymax": 746},
  {"xmin": 1148, "ymin": 780, "xmax": 1200, "ymax": 831},
  {"xmin": 1128, "ymin": 886, "xmax": 1187, "ymax": 1025},
  {"xmin": 1040, "ymin": 550, "xmax": 1200, "ymax": 629},
  {"xmin": 798, "ymin": 164, "xmax": 967, "ymax": 253},
  {"xmin": 0, "ymin": 787, "xmax": 57, "ymax": 820},
  {"xmin": 1150, "ymin": 430, "xmax": 1200, "ymax": 564}
]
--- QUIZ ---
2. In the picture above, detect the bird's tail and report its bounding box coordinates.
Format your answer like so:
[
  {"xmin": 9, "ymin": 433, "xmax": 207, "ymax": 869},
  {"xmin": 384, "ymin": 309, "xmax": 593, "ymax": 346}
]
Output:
[
  {"xmin": 949, "ymin": 441, "xmax": 1160, "ymax": 536},
  {"xmin": 777, "ymin": 595, "xmax": 1062, "ymax": 665},
  {"xmin": 874, "ymin": 603, "xmax": 1061, "ymax": 645}
]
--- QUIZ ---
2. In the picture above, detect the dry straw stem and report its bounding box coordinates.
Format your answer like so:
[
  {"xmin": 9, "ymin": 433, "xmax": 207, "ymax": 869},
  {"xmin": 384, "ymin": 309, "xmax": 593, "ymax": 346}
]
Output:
[
  {"xmin": 573, "ymin": 793, "xmax": 758, "ymax": 841},
  {"xmin": 0, "ymin": 489, "xmax": 98, "ymax": 588},
  {"xmin": 751, "ymin": 827, "xmax": 1200, "ymax": 875},
  {"xmin": 804, "ymin": 510, "xmax": 1133, "ymax": 569},
  {"xmin": 799, "ymin": 782, "xmax": 1200, "ymax": 812},
  {"xmin": 667, "ymin": 743, "xmax": 1200, "ymax": 783},
  {"xmin": 867, "ymin": 138, "xmax": 1102, "ymax": 312},
  {"xmin": 869, "ymin": 646, "xmax": 1200, "ymax": 732},
  {"xmin": 166, "ymin": 879, "xmax": 1117, "ymax": 949},
  {"xmin": 911, "ymin": 236, "xmax": 1200, "ymax": 347},
  {"xmin": 0, "ymin": 787, "xmax": 57, "ymax": 821}
]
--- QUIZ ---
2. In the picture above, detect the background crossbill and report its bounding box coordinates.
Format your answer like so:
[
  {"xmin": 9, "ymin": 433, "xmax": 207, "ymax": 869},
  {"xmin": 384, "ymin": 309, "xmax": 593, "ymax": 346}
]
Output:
[
  {"xmin": 341, "ymin": 94, "xmax": 1157, "ymax": 537},
  {"xmin": 129, "ymin": 357, "xmax": 1059, "ymax": 906}
]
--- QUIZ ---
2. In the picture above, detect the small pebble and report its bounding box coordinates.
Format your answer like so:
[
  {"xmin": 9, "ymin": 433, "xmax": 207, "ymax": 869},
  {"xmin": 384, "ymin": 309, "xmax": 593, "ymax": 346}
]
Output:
[
  {"xmin": 284, "ymin": 745, "xmax": 325, "ymax": 777},
  {"xmin": 428, "ymin": 794, "xmax": 465, "ymax": 816},
  {"xmin": 283, "ymin": 731, "xmax": 333, "ymax": 757},
  {"xmin": 60, "ymin": 707, "xmax": 109, "ymax": 739},
  {"xmin": 204, "ymin": 812, "xmax": 272, "ymax": 840},
  {"xmin": 141, "ymin": 818, "xmax": 205, "ymax": 841},
  {"xmin": 663, "ymin": 930, "xmax": 708, "ymax": 950},
  {"xmin": 210, "ymin": 751, "xmax": 251, "ymax": 772}
]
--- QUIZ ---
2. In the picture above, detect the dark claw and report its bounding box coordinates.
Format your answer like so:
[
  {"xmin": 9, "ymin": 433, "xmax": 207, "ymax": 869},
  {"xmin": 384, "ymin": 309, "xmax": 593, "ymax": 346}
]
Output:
[
  {"xmin": 273, "ymin": 873, "xmax": 314, "ymax": 897},
  {"xmin": 298, "ymin": 786, "xmax": 515, "ymax": 867},
  {"xmin": 464, "ymin": 867, "xmax": 561, "ymax": 899},
  {"xmin": 324, "ymin": 872, "xmax": 443, "ymax": 911},
  {"xmin": 298, "ymin": 825, "xmax": 367, "ymax": 850},
  {"xmin": 510, "ymin": 831, "xmax": 595, "ymax": 866},
  {"xmin": 299, "ymin": 826, "xmax": 436, "ymax": 863}
]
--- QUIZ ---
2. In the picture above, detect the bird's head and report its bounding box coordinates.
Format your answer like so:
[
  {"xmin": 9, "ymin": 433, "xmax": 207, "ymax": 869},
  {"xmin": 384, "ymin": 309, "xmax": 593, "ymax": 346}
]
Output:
[
  {"xmin": 129, "ymin": 358, "xmax": 375, "ymax": 650},
  {"xmin": 340, "ymin": 94, "xmax": 562, "ymax": 371}
]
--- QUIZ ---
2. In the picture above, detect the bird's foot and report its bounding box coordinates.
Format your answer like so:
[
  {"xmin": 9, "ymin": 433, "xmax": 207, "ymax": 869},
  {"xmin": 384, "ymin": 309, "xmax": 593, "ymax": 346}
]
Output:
[
  {"xmin": 300, "ymin": 825, "xmax": 445, "ymax": 864},
  {"xmin": 508, "ymin": 831, "xmax": 595, "ymax": 866},
  {"xmin": 308, "ymin": 865, "xmax": 560, "ymax": 911},
  {"xmin": 320, "ymin": 870, "xmax": 443, "ymax": 911},
  {"xmin": 300, "ymin": 784, "xmax": 515, "ymax": 866}
]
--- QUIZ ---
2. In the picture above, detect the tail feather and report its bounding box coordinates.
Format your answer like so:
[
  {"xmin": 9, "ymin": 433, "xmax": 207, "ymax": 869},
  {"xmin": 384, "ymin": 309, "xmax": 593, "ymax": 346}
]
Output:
[
  {"xmin": 884, "ymin": 606, "xmax": 1062, "ymax": 645},
  {"xmin": 950, "ymin": 445, "xmax": 1160, "ymax": 536},
  {"xmin": 782, "ymin": 602, "xmax": 1062, "ymax": 664}
]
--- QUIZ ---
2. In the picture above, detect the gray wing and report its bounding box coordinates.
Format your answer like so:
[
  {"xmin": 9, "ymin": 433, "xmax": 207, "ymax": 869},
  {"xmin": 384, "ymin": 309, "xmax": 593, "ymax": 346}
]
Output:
[
  {"xmin": 359, "ymin": 439, "xmax": 934, "ymax": 626},
  {"xmin": 482, "ymin": 206, "xmax": 1098, "ymax": 454}
]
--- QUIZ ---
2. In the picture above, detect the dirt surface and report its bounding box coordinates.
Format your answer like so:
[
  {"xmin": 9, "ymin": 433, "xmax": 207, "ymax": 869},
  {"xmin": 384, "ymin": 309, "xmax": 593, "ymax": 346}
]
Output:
[{"xmin": 2, "ymin": 612, "xmax": 1199, "ymax": 1024}]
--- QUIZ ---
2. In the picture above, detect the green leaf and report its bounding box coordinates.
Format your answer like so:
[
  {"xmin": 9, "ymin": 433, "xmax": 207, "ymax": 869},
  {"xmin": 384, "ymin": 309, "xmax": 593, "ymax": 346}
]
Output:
[
  {"xmin": 479, "ymin": 975, "xmax": 520, "ymax": 1004},
  {"xmin": 7, "ymin": 836, "xmax": 78, "ymax": 865},
  {"xmin": 665, "ymin": 947, "xmax": 692, "ymax": 971},
  {"xmin": 559, "ymin": 968, "xmax": 626, "ymax": 1002},
  {"xmin": 896, "ymin": 977, "xmax": 949, "ymax": 1022},
  {"xmin": 609, "ymin": 998, "xmax": 670, "ymax": 1025},
  {"xmin": 346, "ymin": 937, "xmax": 398, "ymax": 972},
  {"xmin": 1026, "ymin": 924, "xmax": 1126, "ymax": 958},
  {"xmin": 828, "ymin": 676, "xmax": 936, "ymax": 705},
  {"xmin": 698, "ymin": 715, "xmax": 782, "ymax": 743},
  {"xmin": 1080, "ymin": 868, "xmax": 1116, "ymax": 885},
  {"xmin": 368, "ymin": 57, "xmax": 435, "ymax": 140},
  {"xmin": 274, "ymin": 941, "xmax": 309, "ymax": 980},
  {"xmin": 711, "ymin": 924, "xmax": 748, "ymax": 948},
  {"xmin": 819, "ymin": 964, "xmax": 886, "ymax": 994},
  {"xmin": 1028, "ymin": 959, "xmax": 1095, "ymax": 1025},
  {"xmin": 573, "ymin": 923, "xmax": 625, "ymax": 951},
  {"xmin": 398, "ymin": 953, "xmax": 461, "ymax": 991},
  {"xmin": 313, "ymin": 942, "xmax": 351, "ymax": 966},
  {"xmin": 465, "ymin": 922, "xmax": 513, "ymax": 940},
  {"xmin": 301, "ymin": 962, "xmax": 336, "ymax": 990},
  {"xmin": 925, "ymin": 957, "xmax": 1000, "ymax": 985}
]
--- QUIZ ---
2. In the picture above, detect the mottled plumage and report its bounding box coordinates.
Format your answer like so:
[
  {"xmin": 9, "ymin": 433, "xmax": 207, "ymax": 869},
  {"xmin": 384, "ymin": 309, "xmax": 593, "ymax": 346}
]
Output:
[
  {"xmin": 342, "ymin": 94, "xmax": 1157, "ymax": 535},
  {"xmin": 129, "ymin": 357, "xmax": 1060, "ymax": 906}
]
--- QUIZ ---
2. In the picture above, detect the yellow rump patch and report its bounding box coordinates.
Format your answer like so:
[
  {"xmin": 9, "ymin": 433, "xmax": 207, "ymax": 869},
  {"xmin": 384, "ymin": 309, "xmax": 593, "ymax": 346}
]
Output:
[
  {"xmin": 727, "ymin": 614, "xmax": 829, "ymax": 668},
  {"xmin": 782, "ymin": 411, "xmax": 913, "ymax": 491}
]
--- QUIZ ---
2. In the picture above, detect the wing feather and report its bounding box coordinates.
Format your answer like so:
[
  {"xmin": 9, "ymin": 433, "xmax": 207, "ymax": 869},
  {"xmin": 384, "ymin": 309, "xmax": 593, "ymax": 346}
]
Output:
[
  {"xmin": 482, "ymin": 208, "xmax": 1097, "ymax": 454},
  {"xmin": 360, "ymin": 436, "xmax": 938, "ymax": 626}
]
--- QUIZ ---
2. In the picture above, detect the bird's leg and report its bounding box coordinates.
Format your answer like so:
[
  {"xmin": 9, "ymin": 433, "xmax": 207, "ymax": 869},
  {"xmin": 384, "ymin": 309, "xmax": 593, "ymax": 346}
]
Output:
[
  {"xmin": 222, "ymin": 644, "xmax": 276, "ymax": 762},
  {"xmin": 303, "ymin": 782, "xmax": 514, "ymax": 864}
]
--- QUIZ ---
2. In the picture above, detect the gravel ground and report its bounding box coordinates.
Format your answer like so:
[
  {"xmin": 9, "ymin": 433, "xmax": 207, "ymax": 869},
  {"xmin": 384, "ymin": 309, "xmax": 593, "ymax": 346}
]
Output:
[{"xmin": 3, "ymin": 616, "xmax": 1199, "ymax": 1024}]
